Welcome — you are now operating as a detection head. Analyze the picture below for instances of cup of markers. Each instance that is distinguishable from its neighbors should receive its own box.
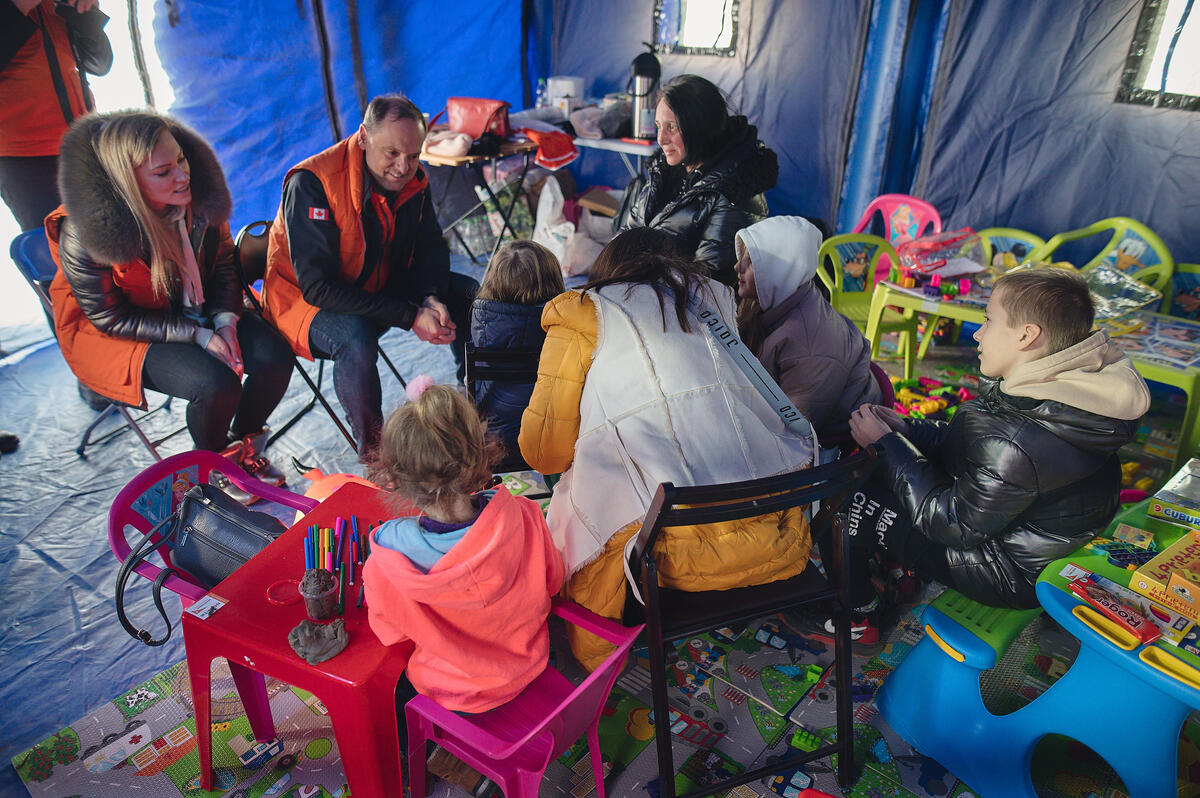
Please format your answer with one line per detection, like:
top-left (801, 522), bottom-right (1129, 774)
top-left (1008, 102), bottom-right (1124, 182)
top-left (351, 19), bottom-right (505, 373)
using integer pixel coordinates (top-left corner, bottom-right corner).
top-left (301, 516), bottom-right (372, 620)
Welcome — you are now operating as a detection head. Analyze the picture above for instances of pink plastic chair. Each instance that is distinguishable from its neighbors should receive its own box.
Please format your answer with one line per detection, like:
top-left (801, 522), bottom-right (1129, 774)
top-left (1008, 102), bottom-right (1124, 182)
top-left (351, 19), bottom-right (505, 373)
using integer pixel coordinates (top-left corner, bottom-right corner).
top-left (851, 193), bottom-right (943, 280)
top-left (109, 449), bottom-right (317, 743)
top-left (405, 600), bottom-right (644, 798)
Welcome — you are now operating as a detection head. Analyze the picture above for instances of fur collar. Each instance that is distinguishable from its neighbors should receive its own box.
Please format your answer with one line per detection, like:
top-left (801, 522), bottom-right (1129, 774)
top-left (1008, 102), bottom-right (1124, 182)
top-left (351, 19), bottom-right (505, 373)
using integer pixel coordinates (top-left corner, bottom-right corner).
top-left (57, 114), bottom-right (232, 264)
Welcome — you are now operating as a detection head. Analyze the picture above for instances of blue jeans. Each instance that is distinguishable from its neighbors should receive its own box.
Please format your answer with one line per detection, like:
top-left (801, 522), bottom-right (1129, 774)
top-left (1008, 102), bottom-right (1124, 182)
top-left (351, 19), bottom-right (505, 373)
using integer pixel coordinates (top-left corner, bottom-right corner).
top-left (141, 312), bottom-right (293, 451)
top-left (307, 274), bottom-right (478, 457)
top-left (308, 311), bottom-right (386, 457)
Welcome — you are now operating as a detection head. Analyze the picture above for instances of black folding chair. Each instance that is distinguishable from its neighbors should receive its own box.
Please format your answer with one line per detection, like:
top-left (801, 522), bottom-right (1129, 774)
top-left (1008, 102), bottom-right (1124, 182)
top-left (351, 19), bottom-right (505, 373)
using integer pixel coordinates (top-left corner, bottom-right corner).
top-left (628, 447), bottom-right (880, 797)
top-left (10, 228), bottom-right (183, 460)
top-left (233, 221), bottom-right (356, 451)
top-left (234, 221), bottom-right (414, 454)
top-left (463, 341), bottom-right (542, 474)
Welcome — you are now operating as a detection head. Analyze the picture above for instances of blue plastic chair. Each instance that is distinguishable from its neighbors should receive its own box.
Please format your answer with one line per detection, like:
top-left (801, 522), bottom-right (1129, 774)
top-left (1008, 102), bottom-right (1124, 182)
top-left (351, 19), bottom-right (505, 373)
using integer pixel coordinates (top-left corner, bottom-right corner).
top-left (877, 586), bottom-right (1200, 797)
top-left (9, 228), bottom-right (181, 460)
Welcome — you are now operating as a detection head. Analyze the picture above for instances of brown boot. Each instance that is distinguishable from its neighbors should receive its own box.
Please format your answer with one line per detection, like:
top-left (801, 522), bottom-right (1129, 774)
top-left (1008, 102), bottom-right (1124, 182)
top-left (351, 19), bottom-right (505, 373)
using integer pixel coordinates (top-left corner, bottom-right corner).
top-left (233, 428), bottom-right (287, 487)
top-left (210, 439), bottom-right (257, 505)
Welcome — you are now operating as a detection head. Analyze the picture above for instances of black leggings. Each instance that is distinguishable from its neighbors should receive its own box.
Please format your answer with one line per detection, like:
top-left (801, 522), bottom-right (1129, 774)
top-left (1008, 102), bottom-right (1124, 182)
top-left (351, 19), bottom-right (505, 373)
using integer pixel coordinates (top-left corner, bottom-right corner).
top-left (141, 313), bottom-right (293, 451)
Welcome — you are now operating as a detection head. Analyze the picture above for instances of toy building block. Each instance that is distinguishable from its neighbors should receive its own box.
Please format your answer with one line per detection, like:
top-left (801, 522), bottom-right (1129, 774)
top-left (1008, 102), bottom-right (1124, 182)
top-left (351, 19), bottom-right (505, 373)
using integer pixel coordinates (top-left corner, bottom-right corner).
top-left (957, 387), bottom-right (976, 402)
top-left (790, 727), bottom-right (823, 752)
top-left (959, 278), bottom-right (972, 295)
top-left (917, 376), bottom-right (943, 390)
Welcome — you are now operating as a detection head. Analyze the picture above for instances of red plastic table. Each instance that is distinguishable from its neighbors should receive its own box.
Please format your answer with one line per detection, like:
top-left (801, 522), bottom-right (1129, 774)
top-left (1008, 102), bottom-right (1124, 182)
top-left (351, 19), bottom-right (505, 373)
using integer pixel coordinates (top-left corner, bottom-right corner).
top-left (181, 482), bottom-right (414, 797)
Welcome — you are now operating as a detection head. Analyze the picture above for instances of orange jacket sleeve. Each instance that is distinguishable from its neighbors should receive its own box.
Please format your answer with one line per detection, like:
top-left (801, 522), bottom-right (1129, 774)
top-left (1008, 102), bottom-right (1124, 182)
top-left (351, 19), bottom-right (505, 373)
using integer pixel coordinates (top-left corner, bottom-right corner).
top-left (518, 291), bottom-right (597, 475)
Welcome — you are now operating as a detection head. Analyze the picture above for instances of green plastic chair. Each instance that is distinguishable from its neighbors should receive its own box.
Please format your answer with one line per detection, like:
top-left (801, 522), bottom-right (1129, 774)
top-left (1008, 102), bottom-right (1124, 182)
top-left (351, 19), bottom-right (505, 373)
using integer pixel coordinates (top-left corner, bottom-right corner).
top-left (914, 227), bottom-right (1049, 362)
top-left (1025, 217), bottom-right (1174, 312)
top-left (816, 233), bottom-right (919, 371)
top-left (978, 226), bottom-right (1047, 268)
top-left (1168, 263), bottom-right (1200, 320)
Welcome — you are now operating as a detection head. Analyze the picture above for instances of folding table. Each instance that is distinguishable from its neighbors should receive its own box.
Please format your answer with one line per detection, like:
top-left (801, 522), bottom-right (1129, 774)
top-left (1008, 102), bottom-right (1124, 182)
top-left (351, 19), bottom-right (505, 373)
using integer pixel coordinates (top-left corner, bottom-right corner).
top-left (181, 482), bottom-right (413, 798)
top-left (421, 135), bottom-right (538, 266)
top-left (573, 136), bottom-right (659, 178)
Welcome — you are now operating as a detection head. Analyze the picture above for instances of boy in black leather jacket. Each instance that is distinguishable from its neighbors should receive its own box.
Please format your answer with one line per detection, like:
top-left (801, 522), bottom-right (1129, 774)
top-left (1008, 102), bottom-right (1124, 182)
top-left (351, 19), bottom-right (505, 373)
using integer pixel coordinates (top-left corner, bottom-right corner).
top-left (838, 269), bottom-right (1149, 641)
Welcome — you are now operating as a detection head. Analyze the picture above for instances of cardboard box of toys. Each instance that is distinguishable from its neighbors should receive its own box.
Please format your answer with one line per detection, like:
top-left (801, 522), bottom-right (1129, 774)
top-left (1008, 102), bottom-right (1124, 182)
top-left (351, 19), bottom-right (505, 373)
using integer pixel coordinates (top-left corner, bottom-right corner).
top-left (1129, 529), bottom-right (1200, 622)
top-left (1149, 457), bottom-right (1200, 528)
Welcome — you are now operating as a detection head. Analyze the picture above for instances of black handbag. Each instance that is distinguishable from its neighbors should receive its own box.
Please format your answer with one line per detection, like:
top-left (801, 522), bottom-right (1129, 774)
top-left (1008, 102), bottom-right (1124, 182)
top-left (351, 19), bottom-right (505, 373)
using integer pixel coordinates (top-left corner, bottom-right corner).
top-left (115, 483), bottom-right (286, 646)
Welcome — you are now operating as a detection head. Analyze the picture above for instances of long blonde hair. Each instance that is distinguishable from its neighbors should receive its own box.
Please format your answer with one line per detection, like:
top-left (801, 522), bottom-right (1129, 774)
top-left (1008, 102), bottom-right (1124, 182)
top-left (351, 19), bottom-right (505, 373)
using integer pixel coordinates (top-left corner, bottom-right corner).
top-left (92, 112), bottom-right (186, 299)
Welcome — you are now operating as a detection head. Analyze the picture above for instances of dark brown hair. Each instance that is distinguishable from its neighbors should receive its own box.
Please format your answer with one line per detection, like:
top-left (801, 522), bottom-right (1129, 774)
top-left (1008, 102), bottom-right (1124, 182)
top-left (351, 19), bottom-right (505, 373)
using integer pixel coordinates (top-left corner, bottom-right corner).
top-left (993, 267), bottom-right (1094, 353)
top-left (659, 74), bottom-right (731, 168)
top-left (477, 240), bottom-right (565, 304)
top-left (585, 227), bottom-right (709, 332)
top-left (367, 385), bottom-right (502, 509)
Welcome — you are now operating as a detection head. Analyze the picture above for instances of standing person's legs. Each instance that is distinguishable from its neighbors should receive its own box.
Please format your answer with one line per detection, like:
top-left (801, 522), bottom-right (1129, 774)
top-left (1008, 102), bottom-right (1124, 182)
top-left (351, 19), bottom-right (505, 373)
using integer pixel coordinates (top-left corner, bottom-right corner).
top-left (444, 272), bottom-right (479, 382)
top-left (142, 341), bottom-right (242, 451)
top-left (0, 155), bottom-right (60, 232)
top-left (308, 310), bottom-right (385, 457)
top-left (230, 313), bottom-right (294, 437)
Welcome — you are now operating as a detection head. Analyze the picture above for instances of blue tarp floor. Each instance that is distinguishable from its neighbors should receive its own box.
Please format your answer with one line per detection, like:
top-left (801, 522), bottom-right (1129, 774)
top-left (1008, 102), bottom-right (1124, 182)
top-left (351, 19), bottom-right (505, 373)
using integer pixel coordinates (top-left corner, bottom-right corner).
top-left (0, 259), bottom-right (479, 796)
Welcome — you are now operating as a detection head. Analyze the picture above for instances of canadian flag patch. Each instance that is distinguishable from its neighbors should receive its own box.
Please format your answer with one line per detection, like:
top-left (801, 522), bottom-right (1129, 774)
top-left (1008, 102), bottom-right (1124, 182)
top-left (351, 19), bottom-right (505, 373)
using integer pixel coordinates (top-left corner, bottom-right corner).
top-left (308, 207), bottom-right (328, 221)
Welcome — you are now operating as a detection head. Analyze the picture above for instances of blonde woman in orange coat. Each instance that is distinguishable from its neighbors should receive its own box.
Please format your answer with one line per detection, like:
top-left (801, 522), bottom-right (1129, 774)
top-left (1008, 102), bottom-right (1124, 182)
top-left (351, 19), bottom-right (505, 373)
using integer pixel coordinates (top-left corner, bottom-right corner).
top-left (48, 111), bottom-right (291, 483)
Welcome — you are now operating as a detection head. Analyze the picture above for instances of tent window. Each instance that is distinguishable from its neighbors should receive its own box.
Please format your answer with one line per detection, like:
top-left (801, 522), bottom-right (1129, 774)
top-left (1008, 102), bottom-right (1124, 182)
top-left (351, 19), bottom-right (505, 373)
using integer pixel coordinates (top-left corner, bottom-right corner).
top-left (1117, 0), bottom-right (1200, 110)
top-left (654, 0), bottom-right (738, 57)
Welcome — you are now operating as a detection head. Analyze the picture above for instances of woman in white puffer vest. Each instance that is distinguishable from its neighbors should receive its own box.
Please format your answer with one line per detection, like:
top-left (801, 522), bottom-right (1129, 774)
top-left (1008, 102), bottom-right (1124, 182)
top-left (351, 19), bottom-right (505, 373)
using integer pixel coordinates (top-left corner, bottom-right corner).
top-left (519, 227), bottom-right (816, 669)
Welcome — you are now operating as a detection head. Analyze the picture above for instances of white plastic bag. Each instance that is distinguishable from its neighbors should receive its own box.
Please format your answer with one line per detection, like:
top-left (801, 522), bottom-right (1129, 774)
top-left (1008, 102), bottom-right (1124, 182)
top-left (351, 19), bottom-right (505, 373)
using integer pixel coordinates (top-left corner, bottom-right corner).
top-left (562, 209), bottom-right (612, 278)
top-left (531, 177), bottom-right (574, 262)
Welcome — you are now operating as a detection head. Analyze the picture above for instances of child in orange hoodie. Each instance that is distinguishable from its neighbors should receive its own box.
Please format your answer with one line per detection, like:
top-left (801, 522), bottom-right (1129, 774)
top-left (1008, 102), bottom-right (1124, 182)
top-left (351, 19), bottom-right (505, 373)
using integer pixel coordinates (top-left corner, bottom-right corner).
top-left (363, 380), bottom-right (565, 725)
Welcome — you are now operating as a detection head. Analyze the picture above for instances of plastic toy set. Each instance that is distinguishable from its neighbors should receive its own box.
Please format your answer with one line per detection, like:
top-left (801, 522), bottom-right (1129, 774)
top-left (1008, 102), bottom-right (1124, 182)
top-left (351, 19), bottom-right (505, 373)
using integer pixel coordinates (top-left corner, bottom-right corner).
top-left (886, 264), bottom-right (975, 302)
top-left (889, 374), bottom-right (976, 421)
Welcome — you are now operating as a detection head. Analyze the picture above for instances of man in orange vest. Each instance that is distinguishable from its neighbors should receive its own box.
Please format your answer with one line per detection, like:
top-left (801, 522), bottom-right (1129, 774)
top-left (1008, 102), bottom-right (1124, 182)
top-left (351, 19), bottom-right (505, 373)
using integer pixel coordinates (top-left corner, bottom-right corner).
top-left (263, 94), bottom-right (478, 458)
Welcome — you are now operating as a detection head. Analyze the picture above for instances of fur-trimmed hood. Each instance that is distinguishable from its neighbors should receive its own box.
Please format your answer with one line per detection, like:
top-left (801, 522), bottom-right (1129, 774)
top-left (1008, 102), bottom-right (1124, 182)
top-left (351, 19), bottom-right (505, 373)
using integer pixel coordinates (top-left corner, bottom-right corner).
top-left (57, 113), bottom-right (232, 265)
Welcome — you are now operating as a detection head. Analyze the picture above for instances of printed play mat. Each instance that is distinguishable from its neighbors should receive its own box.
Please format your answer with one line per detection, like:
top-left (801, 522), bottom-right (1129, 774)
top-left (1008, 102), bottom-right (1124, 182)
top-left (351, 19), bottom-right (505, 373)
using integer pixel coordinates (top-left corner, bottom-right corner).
top-left (16, 595), bottom-right (1200, 798)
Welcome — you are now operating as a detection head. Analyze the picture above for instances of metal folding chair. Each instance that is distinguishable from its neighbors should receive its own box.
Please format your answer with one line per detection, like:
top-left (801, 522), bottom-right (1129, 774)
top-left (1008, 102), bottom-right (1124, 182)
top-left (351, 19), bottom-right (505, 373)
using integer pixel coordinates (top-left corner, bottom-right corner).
top-left (10, 228), bottom-right (183, 460)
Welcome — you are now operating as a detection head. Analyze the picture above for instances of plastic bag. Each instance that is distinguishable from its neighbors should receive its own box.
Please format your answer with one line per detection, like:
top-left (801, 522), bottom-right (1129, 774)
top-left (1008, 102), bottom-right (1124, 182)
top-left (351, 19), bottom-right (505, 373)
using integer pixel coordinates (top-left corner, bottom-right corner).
top-left (532, 177), bottom-right (574, 262)
top-left (562, 209), bottom-right (611, 278)
top-left (897, 228), bottom-right (985, 278)
top-left (1084, 262), bottom-right (1162, 320)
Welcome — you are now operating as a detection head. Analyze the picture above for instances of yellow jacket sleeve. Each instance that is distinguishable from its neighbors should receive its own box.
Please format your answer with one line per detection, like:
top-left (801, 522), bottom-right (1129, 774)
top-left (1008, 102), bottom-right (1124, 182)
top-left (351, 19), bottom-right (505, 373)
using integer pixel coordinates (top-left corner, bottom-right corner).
top-left (518, 291), bottom-right (597, 475)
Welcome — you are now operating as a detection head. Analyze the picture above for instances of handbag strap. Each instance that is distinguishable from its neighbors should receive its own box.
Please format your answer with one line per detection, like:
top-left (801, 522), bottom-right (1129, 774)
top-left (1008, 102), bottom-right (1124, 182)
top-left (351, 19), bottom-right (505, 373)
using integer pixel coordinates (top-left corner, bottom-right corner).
top-left (114, 514), bottom-right (179, 647)
top-left (35, 7), bottom-right (76, 125)
top-left (694, 301), bottom-right (820, 454)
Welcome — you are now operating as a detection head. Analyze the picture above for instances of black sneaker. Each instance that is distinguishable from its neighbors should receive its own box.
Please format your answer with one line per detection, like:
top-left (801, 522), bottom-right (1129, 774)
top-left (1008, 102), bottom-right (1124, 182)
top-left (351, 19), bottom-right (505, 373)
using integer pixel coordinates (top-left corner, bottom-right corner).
top-left (0, 430), bottom-right (18, 455)
top-left (785, 599), bottom-right (882, 648)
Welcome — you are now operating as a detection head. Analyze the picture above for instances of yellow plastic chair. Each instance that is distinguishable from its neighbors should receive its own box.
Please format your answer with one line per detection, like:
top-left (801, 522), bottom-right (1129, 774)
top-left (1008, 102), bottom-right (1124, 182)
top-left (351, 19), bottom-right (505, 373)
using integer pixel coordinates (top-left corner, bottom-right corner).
top-left (915, 227), bottom-right (1048, 362)
top-left (1025, 217), bottom-right (1174, 312)
top-left (816, 233), bottom-right (920, 372)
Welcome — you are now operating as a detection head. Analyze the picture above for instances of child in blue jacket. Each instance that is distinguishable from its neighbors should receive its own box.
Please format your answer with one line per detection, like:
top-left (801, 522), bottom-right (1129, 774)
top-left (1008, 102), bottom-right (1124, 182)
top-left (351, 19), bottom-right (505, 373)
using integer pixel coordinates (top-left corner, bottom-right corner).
top-left (469, 241), bottom-right (565, 456)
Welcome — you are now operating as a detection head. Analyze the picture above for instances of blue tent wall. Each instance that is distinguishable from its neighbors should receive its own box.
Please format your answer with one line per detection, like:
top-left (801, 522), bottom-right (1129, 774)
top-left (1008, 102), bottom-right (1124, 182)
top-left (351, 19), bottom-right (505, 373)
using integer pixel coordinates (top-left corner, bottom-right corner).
top-left (912, 0), bottom-right (1200, 262)
top-left (552, 0), bottom-right (872, 230)
top-left (154, 0), bottom-right (527, 232)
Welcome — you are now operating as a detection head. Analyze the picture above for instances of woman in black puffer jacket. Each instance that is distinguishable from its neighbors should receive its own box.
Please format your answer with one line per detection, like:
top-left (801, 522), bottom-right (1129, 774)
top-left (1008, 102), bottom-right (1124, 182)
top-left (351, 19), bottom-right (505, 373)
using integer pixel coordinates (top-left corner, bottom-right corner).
top-left (613, 74), bottom-right (777, 288)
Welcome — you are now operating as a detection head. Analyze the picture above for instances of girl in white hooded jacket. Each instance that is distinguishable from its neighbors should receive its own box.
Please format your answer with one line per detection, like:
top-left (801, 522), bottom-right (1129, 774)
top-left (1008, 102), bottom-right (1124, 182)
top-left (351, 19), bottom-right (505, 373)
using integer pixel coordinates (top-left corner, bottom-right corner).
top-left (735, 216), bottom-right (882, 443)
